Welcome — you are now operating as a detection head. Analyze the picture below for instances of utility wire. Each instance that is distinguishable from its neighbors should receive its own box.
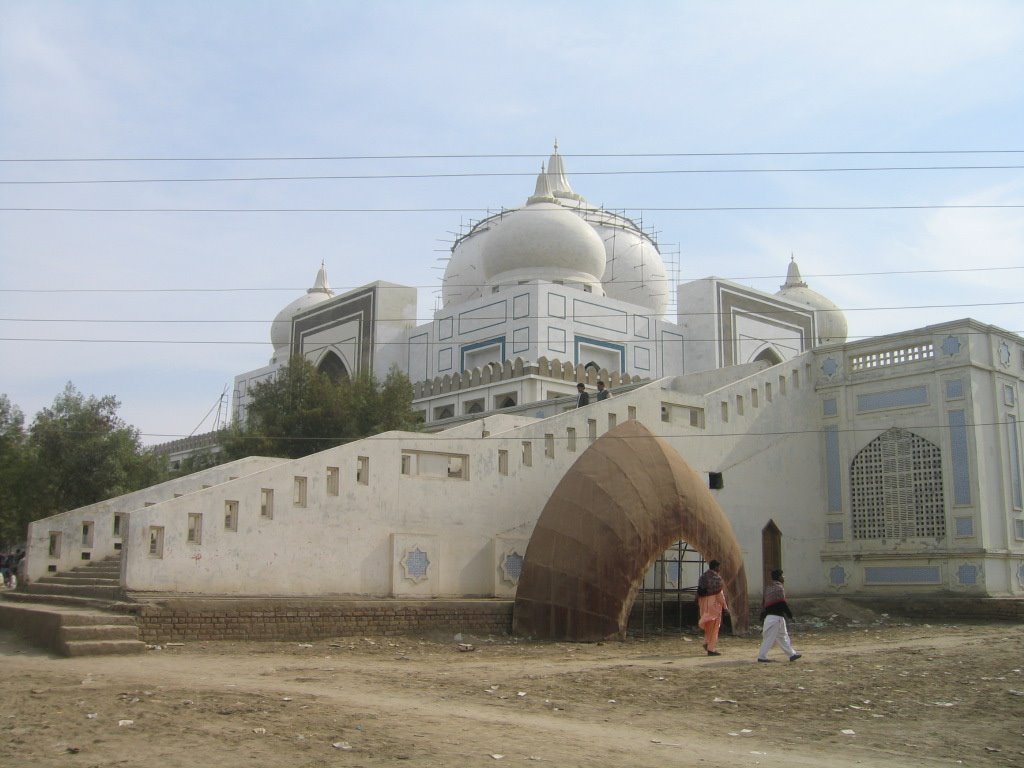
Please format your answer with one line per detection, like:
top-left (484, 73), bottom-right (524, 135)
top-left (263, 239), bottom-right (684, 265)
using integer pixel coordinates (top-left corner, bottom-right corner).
top-left (4, 204), bottom-right (1023, 213)
top-left (6, 163), bottom-right (1024, 184)
top-left (3, 149), bottom-right (1024, 163)
top-left (0, 264), bottom-right (1020, 293)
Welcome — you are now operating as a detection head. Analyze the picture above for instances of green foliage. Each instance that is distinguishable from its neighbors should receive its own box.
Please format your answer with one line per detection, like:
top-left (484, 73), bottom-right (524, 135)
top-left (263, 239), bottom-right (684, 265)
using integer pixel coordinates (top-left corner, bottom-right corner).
top-left (222, 358), bottom-right (418, 460)
top-left (0, 385), bottom-right (167, 547)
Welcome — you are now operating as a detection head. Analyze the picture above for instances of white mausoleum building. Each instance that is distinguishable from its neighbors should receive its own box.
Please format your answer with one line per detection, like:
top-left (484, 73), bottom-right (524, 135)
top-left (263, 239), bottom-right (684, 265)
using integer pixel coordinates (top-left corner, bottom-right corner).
top-left (26, 146), bottom-right (1024, 627)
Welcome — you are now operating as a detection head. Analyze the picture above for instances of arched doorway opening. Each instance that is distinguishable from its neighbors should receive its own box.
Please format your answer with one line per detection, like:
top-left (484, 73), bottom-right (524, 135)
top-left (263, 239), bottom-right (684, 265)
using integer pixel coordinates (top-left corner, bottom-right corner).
top-left (761, 520), bottom-right (782, 590)
top-left (753, 346), bottom-right (783, 366)
top-left (317, 351), bottom-right (349, 383)
top-left (513, 421), bottom-right (748, 641)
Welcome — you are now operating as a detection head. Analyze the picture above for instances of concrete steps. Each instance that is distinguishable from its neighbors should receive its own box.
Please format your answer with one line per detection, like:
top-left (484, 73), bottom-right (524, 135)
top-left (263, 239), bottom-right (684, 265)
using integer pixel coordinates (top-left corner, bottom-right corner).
top-left (0, 554), bottom-right (145, 656)
top-left (0, 601), bottom-right (145, 656)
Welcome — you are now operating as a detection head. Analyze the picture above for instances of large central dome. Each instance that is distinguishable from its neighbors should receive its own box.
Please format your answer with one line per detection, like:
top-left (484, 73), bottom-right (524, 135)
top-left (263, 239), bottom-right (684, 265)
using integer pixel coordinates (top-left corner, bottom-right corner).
top-left (481, 201), bottom-right (606, 287)
top-left (441, 144), bottom-right (670, 314)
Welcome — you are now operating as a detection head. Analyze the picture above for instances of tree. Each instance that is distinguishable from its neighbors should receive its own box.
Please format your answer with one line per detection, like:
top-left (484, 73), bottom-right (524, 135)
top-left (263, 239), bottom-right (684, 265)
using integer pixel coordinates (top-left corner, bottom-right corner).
top-left (222, 358), bottom-right (419, 460)
top-left (28, 383), bottom-right (166, 514)
top-left (0, 395), bottom-right (32, 546)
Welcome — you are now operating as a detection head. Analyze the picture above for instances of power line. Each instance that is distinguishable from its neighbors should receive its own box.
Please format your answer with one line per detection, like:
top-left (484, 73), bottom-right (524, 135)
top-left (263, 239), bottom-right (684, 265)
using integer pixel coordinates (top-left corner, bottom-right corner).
top-left (4, 204), bottom-right (1023, 213)
top-left (135, 417), bottom-right (1021, 443)
top-left (3, 149), bottom-right (1024, 163)
top-left (0, 264), bottom-right (1020, 294)
top-left (6, 163), bottom-right (1024, 185)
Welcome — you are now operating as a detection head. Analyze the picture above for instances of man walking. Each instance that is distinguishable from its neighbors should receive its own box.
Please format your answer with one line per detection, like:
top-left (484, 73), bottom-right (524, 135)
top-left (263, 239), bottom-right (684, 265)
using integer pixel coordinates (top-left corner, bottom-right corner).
top-left (757, 569), bottom-right (801, 662)
top-left (576, 382), bottom-right (590, 408)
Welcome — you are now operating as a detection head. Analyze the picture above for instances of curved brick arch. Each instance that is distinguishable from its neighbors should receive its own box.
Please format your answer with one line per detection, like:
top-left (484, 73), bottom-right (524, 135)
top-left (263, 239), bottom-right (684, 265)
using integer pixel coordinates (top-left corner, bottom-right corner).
top-left (513, 420), bottom-right (748, 641)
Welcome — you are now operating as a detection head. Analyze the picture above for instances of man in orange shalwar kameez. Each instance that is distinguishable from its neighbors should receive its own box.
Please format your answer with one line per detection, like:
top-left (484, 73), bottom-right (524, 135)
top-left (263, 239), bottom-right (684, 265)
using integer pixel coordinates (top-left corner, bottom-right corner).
top-left (697, 559), bottom-right (729, 656)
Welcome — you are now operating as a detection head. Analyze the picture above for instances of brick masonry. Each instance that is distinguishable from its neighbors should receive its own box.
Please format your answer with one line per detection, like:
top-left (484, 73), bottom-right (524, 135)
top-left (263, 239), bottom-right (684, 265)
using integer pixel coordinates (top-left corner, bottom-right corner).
top-left (133, 595), bottom-right (1024, 643)
top-left (135, 598), bottom-right (514, 642)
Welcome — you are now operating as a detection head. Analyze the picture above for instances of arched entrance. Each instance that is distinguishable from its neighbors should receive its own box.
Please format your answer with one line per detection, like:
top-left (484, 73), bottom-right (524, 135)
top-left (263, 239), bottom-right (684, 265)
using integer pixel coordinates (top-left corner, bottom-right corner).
top-left (512, 421), bottom-right (748, 641)
top-left (317, 351), bottom-right (349, 383)
top-left (761, 520), bottom-right (782, 590)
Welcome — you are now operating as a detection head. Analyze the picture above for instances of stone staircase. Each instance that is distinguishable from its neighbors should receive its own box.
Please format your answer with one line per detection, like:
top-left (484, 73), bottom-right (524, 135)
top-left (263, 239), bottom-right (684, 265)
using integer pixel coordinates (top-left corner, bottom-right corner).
top-left (0, 554), bottom-right (145, 656)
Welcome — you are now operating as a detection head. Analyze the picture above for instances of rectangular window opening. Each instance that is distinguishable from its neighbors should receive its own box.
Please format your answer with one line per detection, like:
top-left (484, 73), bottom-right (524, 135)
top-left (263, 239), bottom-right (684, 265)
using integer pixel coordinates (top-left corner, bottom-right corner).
top-left (48, 532), bottom-right (61, 558)
top-left (113, 514), bottom-right (121, 537)
top-left (148, 526), bottom-right (164, 558)
top-left (567, 427), bottom-right (577, 452)
top-left (587, 418), bottom-right (597, 444)
top-left (627, 405), bottom-right (637, 420)
top-left (187, 513), bottom-right (203, 544)
top-left (224, 500), bottom-right (239, 532)
top-left (498, 449), bottom-right (509, 476)
top-left (326, 466), bottom-right (340, 496)
top-left (81, 521), bottom-right (94, 548)
top-left (544, 433), bottom-right (555, 459)
top-left (260, 488), bottom-right (274, 519)
top-left (522, 440), bottom-right (533, 467)
top-left (357, 456), bottom-right (370, 485)
top-left (293, 476), bottom-right (308, 507)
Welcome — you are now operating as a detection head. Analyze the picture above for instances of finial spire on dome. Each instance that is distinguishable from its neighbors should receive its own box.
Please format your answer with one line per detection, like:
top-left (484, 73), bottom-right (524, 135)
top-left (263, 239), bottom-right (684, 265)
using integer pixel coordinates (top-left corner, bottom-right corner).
top-left (309, 263), bottom-right (334, 296)
top-left (531, 161), bottom-right (556, 201)
top-left (781, 254), bottom-right (807, 290)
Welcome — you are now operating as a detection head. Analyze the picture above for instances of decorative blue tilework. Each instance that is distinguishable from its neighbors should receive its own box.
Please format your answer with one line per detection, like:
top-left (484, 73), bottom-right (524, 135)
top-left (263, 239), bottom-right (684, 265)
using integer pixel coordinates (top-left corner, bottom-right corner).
top-left (944, 379), bottom-right (964, 400)
top-left (821, 356), bottom-right (839, 378)
top-left (825, 425), bottom-right (842, 513)
top-left (829, 565), bottom-right (847, 587)
top-left (941, 335), bottom-right (961, 356)
top-left (823, 398), bottom-right (838, 417)
top-left (864, 566), bottom-right (941, 584)
top-left (955, 517), bottom-right (974, 536)
top-left (827, 522), bottom-right (844, 541)
top-left (957, 564), bottom-right (978, 586)
top-left (948, 410), bottom-right (971, 505)
top-left (1005, 384), bottom-right (1016, 407)
top-left (501, 551), bottom-right (524, 584)
top-left (857, 386), bottom-right (928, 413)
top-left (401, 548), bottom-right (430, 583)
top-left (1007, 416), bottom-right (1022, 509)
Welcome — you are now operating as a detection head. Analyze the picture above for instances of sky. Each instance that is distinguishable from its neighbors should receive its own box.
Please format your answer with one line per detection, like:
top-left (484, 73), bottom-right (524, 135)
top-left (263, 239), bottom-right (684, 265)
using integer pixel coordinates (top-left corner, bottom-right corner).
top-left (1, 0), bottom-right (1022, 445)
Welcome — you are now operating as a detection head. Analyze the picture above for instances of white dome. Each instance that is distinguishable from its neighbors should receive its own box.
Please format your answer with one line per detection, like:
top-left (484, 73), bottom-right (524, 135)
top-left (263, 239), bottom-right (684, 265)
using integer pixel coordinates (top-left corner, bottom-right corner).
top-left (588, 215), bottom-right (669, 315)
top-left (270, 265), bottom-right (334, 363)
top-left (775, 258), bottom-right (848, 345)
top-left (441, 143), bottom-right (670, 312)
top-left (481, 201), bottom-right (606, 286)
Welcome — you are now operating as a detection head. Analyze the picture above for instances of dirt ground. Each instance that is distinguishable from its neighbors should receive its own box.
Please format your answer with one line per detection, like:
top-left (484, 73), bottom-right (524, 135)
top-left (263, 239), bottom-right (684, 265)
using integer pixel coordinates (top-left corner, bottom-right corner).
top-left (2, 600), bottom-right (1023, 768)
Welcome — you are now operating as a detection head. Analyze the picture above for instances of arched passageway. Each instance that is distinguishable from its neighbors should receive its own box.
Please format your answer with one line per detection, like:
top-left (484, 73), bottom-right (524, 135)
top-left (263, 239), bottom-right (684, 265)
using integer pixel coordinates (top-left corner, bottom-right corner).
top-left (513, 421), bottom-right (748, 641)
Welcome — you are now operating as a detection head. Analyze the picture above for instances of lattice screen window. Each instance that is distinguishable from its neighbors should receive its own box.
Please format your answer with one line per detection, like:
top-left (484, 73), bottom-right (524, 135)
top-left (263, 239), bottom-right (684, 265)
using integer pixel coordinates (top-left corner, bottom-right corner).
top-left (850, 427), bottom-right (946, 539)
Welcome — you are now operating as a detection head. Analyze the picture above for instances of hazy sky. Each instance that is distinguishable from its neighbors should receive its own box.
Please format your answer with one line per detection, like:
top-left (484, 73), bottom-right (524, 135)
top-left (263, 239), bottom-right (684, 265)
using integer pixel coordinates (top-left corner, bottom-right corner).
top-left (2, 1), bottom-right (1022, 444)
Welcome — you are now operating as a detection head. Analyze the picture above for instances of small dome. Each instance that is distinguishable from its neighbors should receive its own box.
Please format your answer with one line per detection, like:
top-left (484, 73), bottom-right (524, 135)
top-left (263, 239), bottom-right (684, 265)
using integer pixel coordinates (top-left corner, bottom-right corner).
top-left (270, 265), bottom-right (334, 363)
top-left (775, 257), bottom-right (848, 345)
top-left (481, 201), bottom-right (606, 286)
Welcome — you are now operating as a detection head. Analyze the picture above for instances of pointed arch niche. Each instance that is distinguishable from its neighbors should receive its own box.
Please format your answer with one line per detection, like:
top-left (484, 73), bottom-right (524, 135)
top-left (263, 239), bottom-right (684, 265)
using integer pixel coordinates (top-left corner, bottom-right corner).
top-left (317, 350), bottom-right (350, 383)
top-left (512, 421), bottom-right (748, 641)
